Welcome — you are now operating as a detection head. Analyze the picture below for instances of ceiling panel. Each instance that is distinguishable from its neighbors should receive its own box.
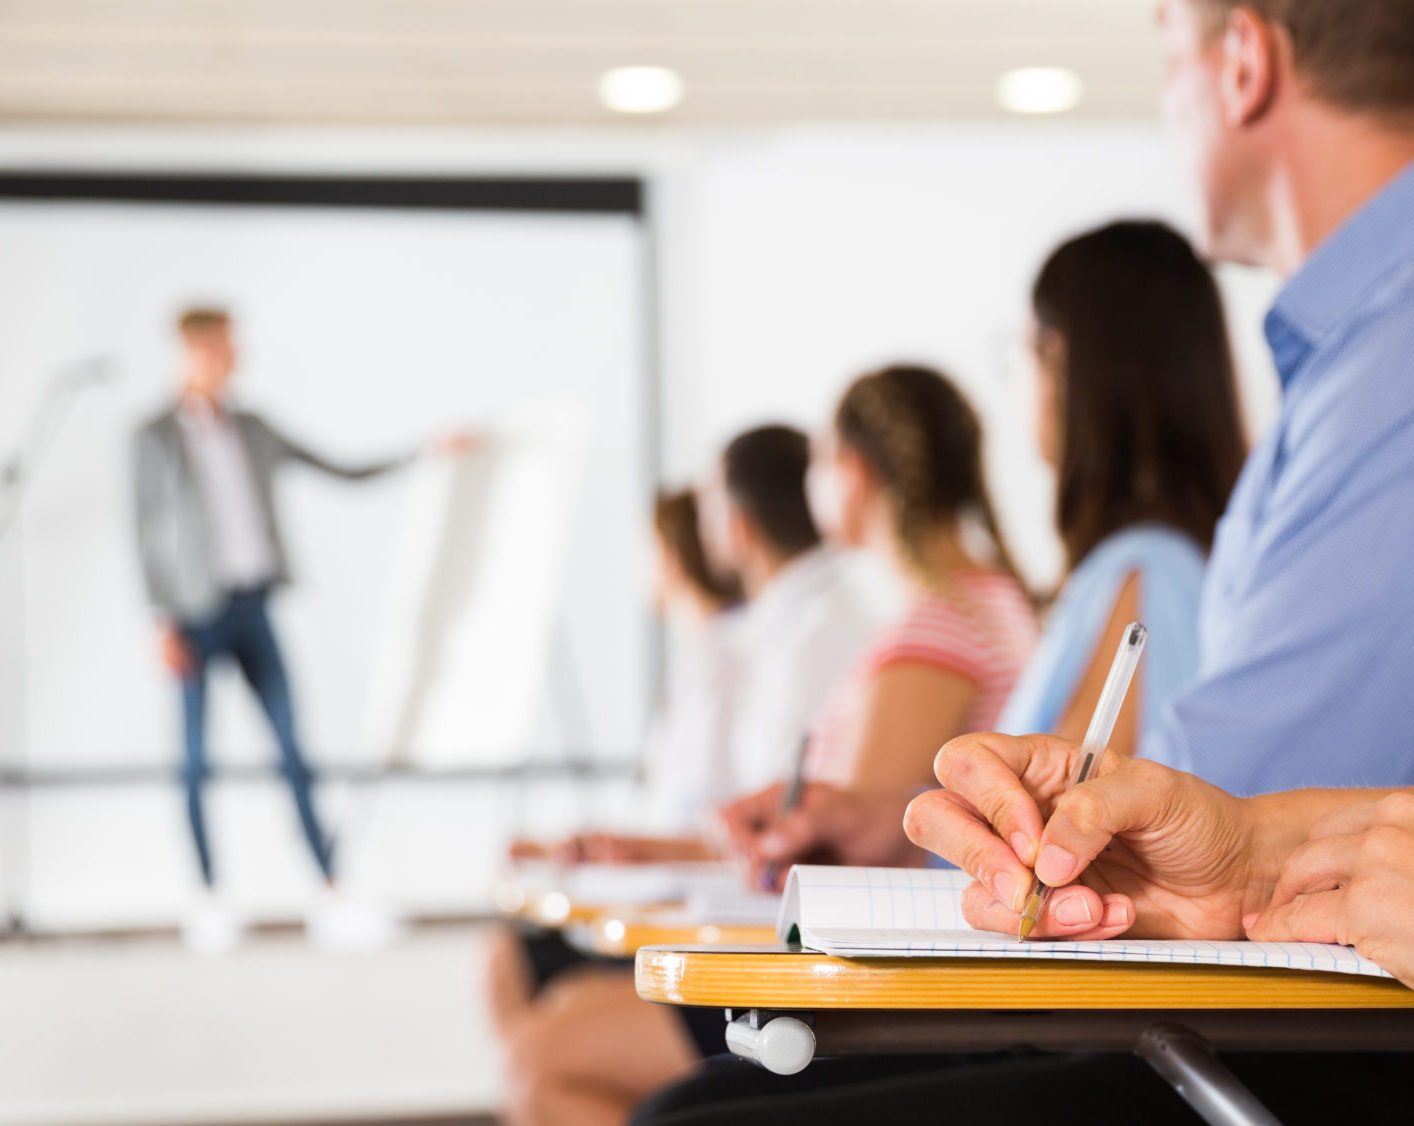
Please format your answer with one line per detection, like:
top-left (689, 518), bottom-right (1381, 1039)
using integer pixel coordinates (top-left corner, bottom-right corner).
top-left (0, 0), bottom-right (1164, 125)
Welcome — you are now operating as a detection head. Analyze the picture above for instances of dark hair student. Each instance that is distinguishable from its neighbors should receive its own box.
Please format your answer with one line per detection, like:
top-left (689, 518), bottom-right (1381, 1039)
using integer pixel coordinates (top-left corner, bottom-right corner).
top-left (721, 425), bottom-right (821, 558)
top-left (1032, 219), bottom-right (1247, 570)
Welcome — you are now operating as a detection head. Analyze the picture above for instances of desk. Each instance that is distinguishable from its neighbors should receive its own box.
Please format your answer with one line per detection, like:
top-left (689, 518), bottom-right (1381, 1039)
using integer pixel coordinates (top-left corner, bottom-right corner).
top-left (571, 910), bottom-right (776, 958)
top-left (494, 875), bottom-right (678, 929)
top-left (636, 945), bottom-right (1414, 1126)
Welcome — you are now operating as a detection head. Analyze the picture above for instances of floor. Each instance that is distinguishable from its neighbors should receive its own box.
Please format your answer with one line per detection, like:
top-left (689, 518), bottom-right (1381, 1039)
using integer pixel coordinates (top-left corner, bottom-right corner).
top-left (0, 923), bottom-right (505, 1126)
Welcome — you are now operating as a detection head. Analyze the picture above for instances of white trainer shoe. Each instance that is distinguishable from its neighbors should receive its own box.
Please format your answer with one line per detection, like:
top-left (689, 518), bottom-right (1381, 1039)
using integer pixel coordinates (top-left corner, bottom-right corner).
top-left (181, 892), bottom-right (245, 955)
top-left (304, 890), bottom-right (405, 952)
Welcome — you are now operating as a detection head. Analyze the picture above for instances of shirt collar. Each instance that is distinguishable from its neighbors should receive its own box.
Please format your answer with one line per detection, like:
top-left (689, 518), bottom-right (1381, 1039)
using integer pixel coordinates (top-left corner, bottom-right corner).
top-left (1264, 156), bottom-right (1414, 388)
top-left (176, 395), bottom-right (231, 426)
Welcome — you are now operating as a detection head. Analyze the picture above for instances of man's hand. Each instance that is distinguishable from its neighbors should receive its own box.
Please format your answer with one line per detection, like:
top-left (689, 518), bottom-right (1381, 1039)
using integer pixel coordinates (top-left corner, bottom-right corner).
top-left (1246, 793), bottom-right (1414, 988)
top-left (903, 733), bottom-right (1259, 941)
top-left (158, 623), bottom-right (195, 678)
top-left (716, 782), bottom-right (925, 892)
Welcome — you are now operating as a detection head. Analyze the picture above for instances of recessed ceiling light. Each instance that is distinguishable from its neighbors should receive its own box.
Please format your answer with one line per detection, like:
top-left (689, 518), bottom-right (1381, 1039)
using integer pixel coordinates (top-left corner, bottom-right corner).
top-left (996, 67), bottom-right (1084, 115)
top-left (598, 66), bottom-right (685, 115)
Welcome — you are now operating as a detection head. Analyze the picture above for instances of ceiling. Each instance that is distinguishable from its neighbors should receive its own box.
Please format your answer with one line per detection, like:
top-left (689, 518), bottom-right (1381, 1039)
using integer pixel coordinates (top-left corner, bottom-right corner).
top-left (0, 0), bottom-right (1164, 126)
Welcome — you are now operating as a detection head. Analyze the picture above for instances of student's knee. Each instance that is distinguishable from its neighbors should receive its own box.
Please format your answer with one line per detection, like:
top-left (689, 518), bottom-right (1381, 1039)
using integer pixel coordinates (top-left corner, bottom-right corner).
top-left (483, 925), bottom-right (535, 1034)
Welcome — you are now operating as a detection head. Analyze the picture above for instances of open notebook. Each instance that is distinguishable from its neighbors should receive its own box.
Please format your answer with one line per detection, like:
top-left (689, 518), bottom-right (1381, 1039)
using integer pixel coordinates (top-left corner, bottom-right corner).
top-left (779, 866), bottom-right (1393, 980)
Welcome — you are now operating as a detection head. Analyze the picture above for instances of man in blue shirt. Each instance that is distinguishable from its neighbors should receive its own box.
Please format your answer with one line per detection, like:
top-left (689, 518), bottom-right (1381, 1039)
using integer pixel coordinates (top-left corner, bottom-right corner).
top-left (1142, 0), bottom-right (1414, 795)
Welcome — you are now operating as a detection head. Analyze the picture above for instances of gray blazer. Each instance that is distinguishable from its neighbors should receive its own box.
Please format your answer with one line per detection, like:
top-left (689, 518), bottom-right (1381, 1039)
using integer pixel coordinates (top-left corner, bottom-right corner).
top-left (133, 406), bottom-right (409, 623)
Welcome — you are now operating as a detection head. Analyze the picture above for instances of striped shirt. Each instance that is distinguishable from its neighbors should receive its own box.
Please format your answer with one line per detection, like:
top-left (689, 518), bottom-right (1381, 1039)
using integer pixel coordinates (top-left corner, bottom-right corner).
top-left (806, 570), bottom-right (1037, 785)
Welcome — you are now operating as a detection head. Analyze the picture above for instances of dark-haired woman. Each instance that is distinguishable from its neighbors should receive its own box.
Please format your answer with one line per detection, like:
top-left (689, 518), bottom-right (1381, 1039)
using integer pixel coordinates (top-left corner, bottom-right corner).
top-left (997, 219), bottom-right (1247, 752)
top-left (639, 490), bottom-right (746, 830)
top-left (508, 489), bottom-right (742, 865)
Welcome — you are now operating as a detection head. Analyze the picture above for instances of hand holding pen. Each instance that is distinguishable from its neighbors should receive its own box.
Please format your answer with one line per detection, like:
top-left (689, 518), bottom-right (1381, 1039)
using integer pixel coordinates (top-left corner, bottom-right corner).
top-left (1018, 622), bottom-right (1147, 939)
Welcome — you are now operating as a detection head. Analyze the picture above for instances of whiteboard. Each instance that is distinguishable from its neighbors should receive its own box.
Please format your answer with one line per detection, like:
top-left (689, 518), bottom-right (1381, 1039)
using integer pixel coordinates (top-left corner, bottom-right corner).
top-left (0, 197), bottom-right (654, 773)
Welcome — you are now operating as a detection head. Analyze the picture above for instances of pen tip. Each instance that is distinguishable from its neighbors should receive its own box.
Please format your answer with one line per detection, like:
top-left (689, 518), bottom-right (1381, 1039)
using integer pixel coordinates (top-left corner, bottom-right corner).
top-left (1018, 916), bottom-right (1036, 942)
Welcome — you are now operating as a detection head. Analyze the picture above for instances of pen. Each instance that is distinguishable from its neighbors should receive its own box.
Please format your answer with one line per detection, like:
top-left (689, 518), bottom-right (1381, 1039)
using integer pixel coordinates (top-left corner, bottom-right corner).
top-left (1018, 622), bottom-right (1147, 941)
top-left (760, 731), bottom-right (812, 891)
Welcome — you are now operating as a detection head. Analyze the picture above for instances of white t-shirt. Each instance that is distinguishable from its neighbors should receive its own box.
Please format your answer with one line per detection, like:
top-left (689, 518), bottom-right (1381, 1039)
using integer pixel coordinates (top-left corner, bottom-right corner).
top-left (175, 400), bottom-right (279, 590)
top-left (641, 609), bottom-right (746, 833)
top-left (726, 547), bottom-right (891, 796)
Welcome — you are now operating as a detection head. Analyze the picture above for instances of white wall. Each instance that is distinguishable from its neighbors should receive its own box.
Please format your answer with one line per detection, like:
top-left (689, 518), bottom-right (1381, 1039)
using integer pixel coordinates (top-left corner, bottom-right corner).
top-left (0, 120), bottom-right (1284, 929)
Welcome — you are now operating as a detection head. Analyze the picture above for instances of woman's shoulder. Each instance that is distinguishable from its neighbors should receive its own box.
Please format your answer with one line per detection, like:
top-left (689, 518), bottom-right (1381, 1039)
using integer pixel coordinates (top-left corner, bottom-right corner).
top-left (1074, 524), bottom-right (1207, 583)
top-left (865, 572), bottom-right (1031, 669)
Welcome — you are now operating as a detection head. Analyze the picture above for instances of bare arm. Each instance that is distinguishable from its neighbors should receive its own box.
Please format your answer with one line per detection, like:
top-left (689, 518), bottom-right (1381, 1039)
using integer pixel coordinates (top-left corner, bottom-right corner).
top-left (843, 661), bottom-right (978, 789)
top-left (1052, 571), bottom-right (1142, 757)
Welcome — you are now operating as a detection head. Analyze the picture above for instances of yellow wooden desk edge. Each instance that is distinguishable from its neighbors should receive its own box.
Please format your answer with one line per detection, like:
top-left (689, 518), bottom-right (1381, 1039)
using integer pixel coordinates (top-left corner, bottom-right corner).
top-left (635, 944), bottom-right (1414, 1011)
top-left (580, 912), bottom-right (777, 957)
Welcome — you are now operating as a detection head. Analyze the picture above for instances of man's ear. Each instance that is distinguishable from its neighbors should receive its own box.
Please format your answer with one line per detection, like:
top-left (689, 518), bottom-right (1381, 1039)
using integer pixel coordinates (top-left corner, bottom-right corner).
top-left (1220, 7), bottom-right (1282, 128)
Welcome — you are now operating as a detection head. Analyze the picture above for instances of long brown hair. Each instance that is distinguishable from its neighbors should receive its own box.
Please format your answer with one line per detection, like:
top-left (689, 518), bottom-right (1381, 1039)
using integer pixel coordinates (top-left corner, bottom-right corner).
top-left (835, 364), bottom-right (1018, 584)
top-left (1033, 220), bottom-right (1247, 571)
top-left (653, 490), bottom-right (741, 606)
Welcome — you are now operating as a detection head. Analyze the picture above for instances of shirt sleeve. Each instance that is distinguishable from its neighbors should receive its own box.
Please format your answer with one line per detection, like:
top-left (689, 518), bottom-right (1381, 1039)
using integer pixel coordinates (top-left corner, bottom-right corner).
top-left (259, 416), bottom-right (414, 480)
top-left (1144, 340), bottom-right (1414, 796)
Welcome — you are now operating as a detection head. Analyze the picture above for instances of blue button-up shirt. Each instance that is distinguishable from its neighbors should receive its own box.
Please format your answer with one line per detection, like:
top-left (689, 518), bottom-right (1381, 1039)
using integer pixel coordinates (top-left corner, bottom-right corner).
top-left (1144, 158), bottom-right (1414, 795)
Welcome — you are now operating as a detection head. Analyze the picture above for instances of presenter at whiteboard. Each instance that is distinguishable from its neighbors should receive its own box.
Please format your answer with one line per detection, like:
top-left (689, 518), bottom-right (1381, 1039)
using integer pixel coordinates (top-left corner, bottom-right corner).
top-left (132, 306), bottom-right (469, 953)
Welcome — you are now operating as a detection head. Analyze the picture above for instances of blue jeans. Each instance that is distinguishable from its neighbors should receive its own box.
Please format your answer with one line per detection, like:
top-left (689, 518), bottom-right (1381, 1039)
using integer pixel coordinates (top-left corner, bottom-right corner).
top-left (178, 588), bottom-right (334, 885)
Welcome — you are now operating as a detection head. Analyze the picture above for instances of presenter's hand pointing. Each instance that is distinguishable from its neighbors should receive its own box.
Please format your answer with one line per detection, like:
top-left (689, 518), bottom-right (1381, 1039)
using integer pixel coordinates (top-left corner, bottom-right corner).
top-left (425, 431), bottom-right (481, 458)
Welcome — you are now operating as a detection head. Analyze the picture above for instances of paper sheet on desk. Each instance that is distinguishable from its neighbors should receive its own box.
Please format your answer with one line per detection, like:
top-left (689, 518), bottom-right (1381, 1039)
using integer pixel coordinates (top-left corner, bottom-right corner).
top-left (359, 400), bottom-right (589, 768)
top-left (779, 866), bottom-right (1394, 979)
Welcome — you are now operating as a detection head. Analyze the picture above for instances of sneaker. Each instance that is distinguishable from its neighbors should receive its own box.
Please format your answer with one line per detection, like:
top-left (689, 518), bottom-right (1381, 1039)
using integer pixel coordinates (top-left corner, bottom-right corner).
top-left (182, 892), bottom-right (245, 955)
top-left (304, 890), bottom-right (405, 952)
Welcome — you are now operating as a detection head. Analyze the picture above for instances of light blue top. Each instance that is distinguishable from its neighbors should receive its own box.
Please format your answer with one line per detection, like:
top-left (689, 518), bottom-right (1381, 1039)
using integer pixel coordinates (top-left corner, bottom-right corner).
top-left (999, 525), bottom-right (1206, 743)
top-left (1144, 158), bottom-right (1414, 796)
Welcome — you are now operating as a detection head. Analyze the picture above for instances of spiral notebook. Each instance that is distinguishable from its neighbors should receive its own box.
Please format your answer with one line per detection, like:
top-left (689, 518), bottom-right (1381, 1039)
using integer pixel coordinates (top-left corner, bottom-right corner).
top-left (778, 865), bottom-right (1392, 979)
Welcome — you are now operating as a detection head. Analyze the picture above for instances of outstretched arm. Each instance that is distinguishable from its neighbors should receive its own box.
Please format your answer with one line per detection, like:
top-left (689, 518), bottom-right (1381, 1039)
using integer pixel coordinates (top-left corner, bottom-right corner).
top-left (264, 419), bottom-right (415, 481)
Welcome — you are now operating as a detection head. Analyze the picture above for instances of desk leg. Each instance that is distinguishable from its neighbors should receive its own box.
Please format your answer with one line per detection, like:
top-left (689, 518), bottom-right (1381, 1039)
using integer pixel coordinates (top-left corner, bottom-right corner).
top-left (1136, 1024), bottom-right (1284, 1126)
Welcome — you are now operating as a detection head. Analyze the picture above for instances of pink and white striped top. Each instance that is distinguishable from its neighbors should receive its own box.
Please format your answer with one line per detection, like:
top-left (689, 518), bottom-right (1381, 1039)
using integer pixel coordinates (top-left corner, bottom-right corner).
top-left (805, 570), bottom-right (1037, 785)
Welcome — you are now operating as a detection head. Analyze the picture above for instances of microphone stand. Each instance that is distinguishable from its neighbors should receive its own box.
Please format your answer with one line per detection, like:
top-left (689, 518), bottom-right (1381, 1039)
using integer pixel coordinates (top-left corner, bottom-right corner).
top-left (0, 362), bottom-right (114, 939)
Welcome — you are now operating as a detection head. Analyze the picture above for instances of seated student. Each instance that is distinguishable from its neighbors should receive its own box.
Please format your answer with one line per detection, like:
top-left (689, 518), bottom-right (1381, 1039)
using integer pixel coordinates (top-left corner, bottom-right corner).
top-left (513, 490), bottom-right (745, 864)
top-left (638, 735), bottom-right (1414, 1126)
top-left (508, 425), bottom-right (884, 869)
top-left (801, 364), bottom-right (1036, 790)
top-left (491, 370), bottom-right (1037, 1126)
top-left (724, 220), bottom-right (1246, 882)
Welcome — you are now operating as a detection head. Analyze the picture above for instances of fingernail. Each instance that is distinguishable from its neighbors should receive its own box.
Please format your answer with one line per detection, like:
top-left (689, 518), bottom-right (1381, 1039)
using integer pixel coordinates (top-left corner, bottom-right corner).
top-left (1037, 844), bottom-right (1077, 885)
top-left (759, 832), bottom-right (785, 857)
top-left (1054, 893), bottom-right (1094, 927)
top-left (1102, 900), bottom-right (1131, 928)
top-left (1009, 832), bottom-right (1035, 866)
top-left (992, 871), bottom-right (1016, 911)
top-left (1242, 913), bottom-right (1259, 932)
